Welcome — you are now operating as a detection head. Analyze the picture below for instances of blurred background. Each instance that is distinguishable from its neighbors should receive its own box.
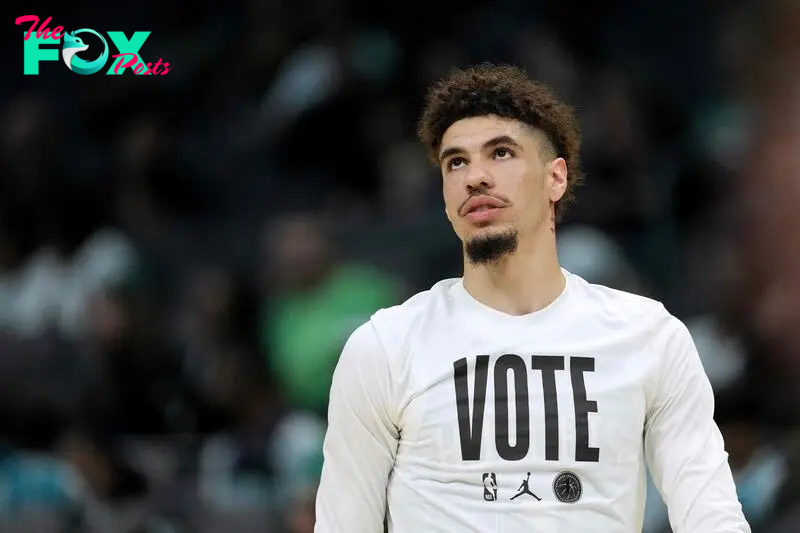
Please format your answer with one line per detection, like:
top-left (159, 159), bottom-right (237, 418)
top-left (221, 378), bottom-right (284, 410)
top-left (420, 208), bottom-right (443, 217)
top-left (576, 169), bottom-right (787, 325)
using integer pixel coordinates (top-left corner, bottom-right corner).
top-left (2, 0), bottom-right (800, 531)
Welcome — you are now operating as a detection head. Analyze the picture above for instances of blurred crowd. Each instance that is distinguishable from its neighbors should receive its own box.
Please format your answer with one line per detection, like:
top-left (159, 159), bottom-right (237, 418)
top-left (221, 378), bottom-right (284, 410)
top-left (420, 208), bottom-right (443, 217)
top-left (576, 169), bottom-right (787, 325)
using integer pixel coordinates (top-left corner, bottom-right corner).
top-left (2, 0), bottom-right (800, 531)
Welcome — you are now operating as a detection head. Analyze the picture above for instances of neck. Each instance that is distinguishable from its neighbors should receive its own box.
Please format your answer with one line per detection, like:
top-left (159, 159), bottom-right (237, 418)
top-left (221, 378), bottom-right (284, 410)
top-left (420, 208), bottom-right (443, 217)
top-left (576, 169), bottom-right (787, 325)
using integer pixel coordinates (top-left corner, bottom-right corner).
top-left (462, 226), bottom-right (565, 316)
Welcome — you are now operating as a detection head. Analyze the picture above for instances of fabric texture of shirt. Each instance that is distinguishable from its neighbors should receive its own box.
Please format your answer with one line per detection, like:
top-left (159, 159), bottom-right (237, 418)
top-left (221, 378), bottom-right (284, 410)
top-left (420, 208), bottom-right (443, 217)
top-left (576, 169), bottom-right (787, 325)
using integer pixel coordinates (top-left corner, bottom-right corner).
top-left (315, 270), bottom-right (750, 533)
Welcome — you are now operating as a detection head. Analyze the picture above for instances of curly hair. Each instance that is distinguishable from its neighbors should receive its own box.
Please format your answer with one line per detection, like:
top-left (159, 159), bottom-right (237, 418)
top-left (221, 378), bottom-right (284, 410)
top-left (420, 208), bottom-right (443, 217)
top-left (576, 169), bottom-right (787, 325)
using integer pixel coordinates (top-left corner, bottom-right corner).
top-left (417, 63), bottom-right (583, 220)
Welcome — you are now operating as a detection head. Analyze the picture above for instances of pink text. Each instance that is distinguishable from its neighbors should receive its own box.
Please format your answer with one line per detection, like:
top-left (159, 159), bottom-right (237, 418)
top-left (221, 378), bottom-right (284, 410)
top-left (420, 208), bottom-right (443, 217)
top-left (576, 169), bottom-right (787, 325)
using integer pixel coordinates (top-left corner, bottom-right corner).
top-left (16, 15), bottom-right (64, 40)
top-left (110, 53), bottom-right (172, 75)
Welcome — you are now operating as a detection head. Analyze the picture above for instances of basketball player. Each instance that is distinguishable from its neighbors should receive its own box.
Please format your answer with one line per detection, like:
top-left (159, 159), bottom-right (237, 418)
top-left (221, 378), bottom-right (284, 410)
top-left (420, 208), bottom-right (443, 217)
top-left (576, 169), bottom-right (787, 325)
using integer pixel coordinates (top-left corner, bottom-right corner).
top-left (315, 64), bottom-right (750, 532)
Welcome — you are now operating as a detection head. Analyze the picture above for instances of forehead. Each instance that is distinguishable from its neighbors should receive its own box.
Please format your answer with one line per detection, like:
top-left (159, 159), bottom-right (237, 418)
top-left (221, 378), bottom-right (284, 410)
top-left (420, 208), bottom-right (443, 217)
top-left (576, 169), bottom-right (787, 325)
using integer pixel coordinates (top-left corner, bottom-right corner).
top-left (440, 116), bottom-right (535, 153)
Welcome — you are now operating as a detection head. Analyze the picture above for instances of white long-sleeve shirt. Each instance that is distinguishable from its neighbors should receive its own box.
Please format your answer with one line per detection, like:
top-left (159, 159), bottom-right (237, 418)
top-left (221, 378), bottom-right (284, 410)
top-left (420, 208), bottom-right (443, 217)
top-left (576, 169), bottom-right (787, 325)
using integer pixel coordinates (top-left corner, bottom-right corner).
top-left (315, 270), bottom-right (750, 533)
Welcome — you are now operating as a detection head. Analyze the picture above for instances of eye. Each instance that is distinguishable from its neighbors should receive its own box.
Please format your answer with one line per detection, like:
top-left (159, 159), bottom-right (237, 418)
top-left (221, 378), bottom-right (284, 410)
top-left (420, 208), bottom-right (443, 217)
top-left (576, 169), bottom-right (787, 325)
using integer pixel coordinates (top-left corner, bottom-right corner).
top-left (447, 157), bottom-right (466, 171)
top-left (494, 147), bottom-right (513, 159)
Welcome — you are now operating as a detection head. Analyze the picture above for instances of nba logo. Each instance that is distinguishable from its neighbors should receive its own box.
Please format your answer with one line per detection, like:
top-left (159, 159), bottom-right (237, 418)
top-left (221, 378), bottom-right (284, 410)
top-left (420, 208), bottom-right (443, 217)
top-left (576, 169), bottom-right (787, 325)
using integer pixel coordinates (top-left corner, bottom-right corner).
top-left (483, 473), bottom-right (497, 501)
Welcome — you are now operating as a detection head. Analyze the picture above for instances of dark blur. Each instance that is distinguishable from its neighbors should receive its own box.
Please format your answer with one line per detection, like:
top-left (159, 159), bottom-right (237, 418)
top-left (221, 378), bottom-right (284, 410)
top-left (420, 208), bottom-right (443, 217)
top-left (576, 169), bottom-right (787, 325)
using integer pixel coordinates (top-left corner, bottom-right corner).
top-left (2, 1), bottom-right (799, 532)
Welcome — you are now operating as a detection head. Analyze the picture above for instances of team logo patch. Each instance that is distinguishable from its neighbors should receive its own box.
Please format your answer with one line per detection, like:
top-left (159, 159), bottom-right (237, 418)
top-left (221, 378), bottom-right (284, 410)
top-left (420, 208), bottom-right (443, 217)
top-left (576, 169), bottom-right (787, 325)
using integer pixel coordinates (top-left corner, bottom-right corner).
top-left (552, 471), bottom-right (582, 503)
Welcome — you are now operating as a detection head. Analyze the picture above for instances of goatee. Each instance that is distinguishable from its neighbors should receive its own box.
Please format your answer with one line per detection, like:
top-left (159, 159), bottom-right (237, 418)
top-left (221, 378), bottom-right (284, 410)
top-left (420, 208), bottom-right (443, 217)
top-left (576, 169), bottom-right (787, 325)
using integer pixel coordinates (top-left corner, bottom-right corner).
top-left (465, 229), bottom-right (519, 265)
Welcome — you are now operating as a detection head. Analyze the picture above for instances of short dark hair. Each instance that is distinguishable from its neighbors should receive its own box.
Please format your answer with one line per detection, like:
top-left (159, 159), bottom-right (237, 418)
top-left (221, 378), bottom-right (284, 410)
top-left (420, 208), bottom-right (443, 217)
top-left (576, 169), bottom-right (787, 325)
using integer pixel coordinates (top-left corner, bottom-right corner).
top-left (417, 63), bottom-right (583, 220)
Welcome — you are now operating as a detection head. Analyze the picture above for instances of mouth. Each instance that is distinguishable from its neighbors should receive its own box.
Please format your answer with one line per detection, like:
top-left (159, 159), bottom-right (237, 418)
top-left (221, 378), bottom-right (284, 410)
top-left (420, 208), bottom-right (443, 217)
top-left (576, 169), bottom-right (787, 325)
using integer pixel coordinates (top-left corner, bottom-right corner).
top-left (461, 195), bottom-right (507, 223)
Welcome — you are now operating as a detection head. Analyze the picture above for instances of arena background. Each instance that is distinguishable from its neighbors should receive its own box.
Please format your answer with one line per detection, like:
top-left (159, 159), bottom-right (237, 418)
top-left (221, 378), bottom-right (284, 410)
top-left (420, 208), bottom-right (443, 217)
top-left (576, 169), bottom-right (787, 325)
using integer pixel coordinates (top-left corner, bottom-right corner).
top-left (2, 0), bottom-right (800, 531)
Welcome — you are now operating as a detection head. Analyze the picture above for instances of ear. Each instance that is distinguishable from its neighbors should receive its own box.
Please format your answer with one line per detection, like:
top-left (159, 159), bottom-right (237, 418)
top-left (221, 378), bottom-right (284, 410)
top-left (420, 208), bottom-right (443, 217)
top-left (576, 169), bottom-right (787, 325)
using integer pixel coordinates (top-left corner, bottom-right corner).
top-left (548, 157), bottom-right (568, 203)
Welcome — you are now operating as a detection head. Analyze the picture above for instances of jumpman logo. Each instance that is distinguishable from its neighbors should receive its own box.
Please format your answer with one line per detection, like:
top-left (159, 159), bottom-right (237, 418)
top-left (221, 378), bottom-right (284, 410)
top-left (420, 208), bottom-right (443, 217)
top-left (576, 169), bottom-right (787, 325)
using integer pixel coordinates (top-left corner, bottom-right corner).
top-left (510, 472), bottom-right (541, 501)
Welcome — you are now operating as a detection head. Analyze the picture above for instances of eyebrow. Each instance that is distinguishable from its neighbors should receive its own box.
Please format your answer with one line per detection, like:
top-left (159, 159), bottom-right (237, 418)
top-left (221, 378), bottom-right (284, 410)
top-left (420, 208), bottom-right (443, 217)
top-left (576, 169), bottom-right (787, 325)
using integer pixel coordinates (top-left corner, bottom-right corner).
top-left (438, 135), bottom-right (522, 164)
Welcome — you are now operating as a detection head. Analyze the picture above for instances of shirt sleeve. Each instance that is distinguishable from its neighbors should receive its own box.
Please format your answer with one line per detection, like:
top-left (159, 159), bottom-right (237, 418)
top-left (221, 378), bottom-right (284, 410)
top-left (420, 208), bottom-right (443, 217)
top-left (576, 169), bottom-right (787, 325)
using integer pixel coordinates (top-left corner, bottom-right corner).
top-left (315, 321), bottom-right (399, 533)
top-left (644, 313), bottom-right (751, 533)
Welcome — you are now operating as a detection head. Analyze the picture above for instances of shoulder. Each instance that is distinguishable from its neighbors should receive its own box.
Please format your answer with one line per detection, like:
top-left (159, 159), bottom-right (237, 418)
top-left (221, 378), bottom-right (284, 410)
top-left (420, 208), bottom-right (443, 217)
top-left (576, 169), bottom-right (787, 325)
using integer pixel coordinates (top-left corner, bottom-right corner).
top-left (367, 278), bottom-right (460, 346)
top-left (332, 284), bottom-right (461, 420)
top-left (566, 273), bottom-right (698, 391)
top-left (339, 279), bottom-right (458, 367)
top-left (566, 270), bottom-right (678, 334)
top-left (567, 273), bottom-right (700, 377)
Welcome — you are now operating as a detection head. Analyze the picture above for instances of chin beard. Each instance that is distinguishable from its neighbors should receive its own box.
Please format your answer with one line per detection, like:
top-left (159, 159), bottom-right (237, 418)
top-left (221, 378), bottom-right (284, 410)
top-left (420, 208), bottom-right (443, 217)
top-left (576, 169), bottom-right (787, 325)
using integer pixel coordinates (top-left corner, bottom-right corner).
top-left (465, 229), bottom-right (519, 265)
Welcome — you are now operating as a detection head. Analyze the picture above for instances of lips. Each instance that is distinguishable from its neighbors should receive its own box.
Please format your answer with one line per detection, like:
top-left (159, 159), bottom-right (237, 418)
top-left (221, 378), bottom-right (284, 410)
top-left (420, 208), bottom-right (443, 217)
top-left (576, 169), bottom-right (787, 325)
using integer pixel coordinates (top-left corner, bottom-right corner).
top-left (461, 195), bottom-right (507, 216)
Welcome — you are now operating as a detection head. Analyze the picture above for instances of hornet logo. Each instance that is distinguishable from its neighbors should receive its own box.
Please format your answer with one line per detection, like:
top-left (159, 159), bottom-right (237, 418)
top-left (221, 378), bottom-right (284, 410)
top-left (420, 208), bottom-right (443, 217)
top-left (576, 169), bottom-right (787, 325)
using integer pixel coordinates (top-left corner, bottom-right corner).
top-left (61, 29), bottom-right (108, 75)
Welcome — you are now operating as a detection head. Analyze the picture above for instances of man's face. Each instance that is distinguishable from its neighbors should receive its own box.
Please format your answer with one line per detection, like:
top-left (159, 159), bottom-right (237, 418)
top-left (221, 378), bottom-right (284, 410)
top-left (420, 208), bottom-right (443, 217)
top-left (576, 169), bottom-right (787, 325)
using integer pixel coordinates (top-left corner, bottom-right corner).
top-left (438, 116), bottom-right (566, 262)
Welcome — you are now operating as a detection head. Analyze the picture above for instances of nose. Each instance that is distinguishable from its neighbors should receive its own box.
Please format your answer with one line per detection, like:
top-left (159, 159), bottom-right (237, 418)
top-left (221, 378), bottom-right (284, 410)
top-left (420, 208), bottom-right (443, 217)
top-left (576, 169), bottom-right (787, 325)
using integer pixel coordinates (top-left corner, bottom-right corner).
top-left (464, 160), bottom-right (494, 191)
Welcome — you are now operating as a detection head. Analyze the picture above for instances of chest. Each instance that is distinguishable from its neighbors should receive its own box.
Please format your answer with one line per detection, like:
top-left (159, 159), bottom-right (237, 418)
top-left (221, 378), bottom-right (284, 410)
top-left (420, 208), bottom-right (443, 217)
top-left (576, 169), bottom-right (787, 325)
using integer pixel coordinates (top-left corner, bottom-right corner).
top-left (394, 327), bottom-right (653, 468)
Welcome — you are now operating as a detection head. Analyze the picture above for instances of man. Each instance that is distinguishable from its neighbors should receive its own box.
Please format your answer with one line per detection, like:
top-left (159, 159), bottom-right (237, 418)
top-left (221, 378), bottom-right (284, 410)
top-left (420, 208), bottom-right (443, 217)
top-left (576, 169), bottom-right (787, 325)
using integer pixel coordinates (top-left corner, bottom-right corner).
top-left (315, 64), bottom-right (749, 532)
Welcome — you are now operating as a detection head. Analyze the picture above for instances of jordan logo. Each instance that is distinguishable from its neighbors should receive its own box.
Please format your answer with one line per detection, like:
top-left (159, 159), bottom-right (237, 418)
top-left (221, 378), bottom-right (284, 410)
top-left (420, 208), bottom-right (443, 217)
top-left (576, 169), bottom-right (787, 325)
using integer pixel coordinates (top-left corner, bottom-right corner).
top-left (510, 472), bottom-right (541, 501)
